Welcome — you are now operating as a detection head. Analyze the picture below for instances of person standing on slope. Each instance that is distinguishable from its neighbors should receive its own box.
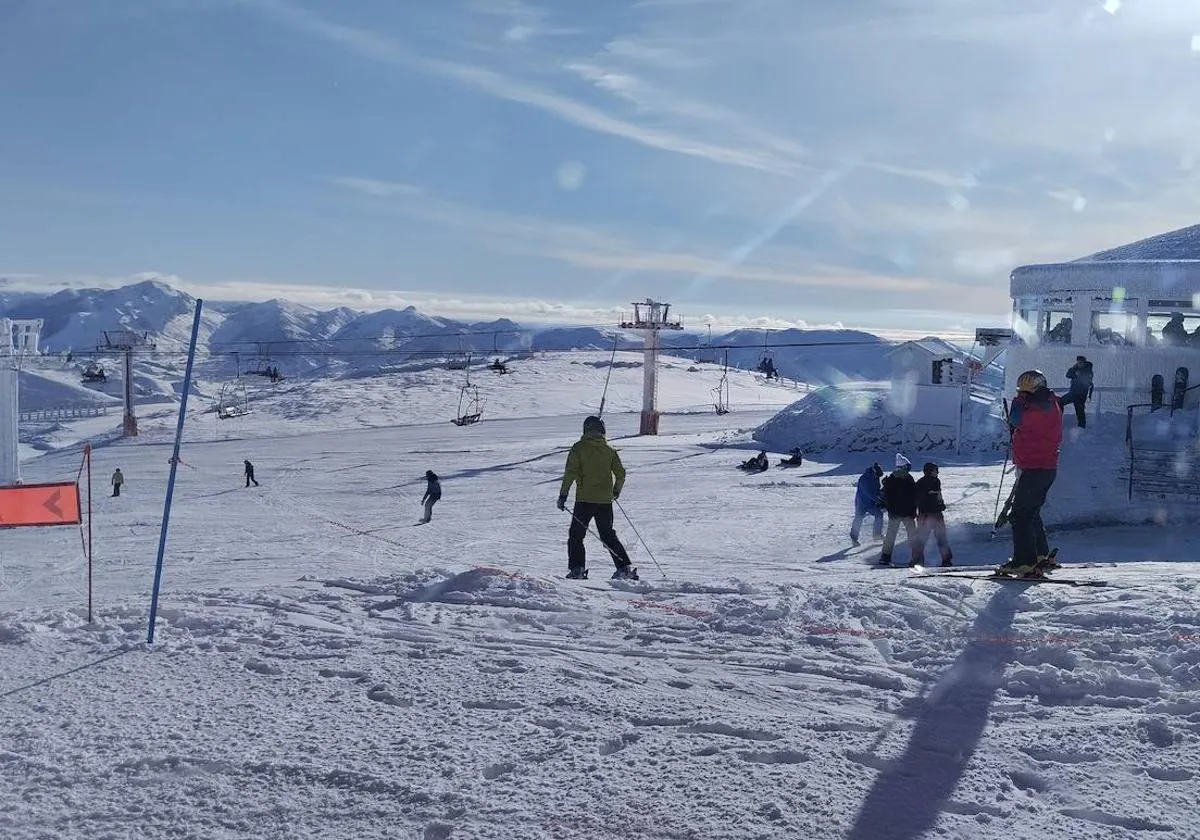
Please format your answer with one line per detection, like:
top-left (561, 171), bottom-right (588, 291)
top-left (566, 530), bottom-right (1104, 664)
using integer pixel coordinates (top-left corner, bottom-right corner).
top-left (1062, 355), bottom-right (1094, 429)
top-left (879, 454), bottom-right (919, 566)
top-left (914, 462), bottom-right (953, 566)
top-left (997, 370), bottom-right (1063, 576)
top-left (111, 468), bottom-right (124, 498)
top-left (244, 460), bottom-right (259, 487)
top-left (419, 470), bottom-right (441, 524)
top-left (557, 415), bottom-right (637, 581)
top-left (850, 463), bottom-right (884, 546)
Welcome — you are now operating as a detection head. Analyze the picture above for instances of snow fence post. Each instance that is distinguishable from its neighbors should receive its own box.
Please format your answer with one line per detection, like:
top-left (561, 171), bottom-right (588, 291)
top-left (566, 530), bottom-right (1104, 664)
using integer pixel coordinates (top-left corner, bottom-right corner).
top-left (146, 298), bottom-right (204, 645)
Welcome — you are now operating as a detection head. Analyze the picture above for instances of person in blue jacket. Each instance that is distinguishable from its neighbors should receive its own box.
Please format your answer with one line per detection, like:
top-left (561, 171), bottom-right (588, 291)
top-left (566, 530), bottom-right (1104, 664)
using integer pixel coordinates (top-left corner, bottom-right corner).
top-left (850, 462), bottom-right (885, 545)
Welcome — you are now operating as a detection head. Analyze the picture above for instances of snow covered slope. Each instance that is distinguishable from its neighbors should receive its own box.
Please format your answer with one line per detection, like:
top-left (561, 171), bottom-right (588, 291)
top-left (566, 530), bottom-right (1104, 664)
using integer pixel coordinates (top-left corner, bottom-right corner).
top-left (2, 405), bottom-right (1198, 840)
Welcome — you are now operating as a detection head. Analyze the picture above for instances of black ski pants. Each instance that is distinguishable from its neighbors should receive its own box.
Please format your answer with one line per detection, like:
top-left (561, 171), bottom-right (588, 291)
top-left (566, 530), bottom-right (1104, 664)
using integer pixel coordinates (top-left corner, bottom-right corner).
top-left (1010, 468), bottom-right (1056, 565)
top-left (1061, 393), bottom-right (1086, 428)
top-left (245, 472), bottom-right (259, 487)
top-left (567, 501), bottom-right (631, 572)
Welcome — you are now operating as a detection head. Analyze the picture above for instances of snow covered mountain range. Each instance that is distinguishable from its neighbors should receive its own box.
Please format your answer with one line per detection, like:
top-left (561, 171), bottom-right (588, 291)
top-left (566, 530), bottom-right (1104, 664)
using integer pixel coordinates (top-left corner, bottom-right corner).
top-left (0, 278), bottom-right (975, 384)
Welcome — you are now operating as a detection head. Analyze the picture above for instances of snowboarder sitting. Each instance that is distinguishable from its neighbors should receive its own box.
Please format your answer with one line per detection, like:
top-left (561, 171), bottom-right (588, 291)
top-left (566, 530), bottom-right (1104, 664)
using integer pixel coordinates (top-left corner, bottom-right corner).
top-left (111, 468), bottom-right (124, 498)
top-left (557, 416), bottom-right (637, 581)
top-left (1061, 355), bottom-right (1093, 429)
top-left (879, 454), bottom-right (920, 566)
top-left (850, 463), bottom-right (884, 546)
top-left (420, 470), bottom-right (441, 523)
top-left (781, 447), bottom-right (804, 466)
top-left (914, 462), bottom-right (953, 566)
top-left (740, 451), bottom-right (769, 472)
top-left (997, 370), bottom-right (1063, 577)
top-left (244, 459), bottom-right (259, 487)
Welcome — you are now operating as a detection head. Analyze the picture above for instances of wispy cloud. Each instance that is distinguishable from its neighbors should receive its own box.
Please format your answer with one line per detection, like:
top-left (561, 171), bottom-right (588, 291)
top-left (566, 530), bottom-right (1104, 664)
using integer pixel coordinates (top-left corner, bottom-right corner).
top-left (238, 0), bottom-right (802, 175)
top-left (329, 176), bottom-right (423, 197)
top-left (329, 178), bottom-right (954, 296)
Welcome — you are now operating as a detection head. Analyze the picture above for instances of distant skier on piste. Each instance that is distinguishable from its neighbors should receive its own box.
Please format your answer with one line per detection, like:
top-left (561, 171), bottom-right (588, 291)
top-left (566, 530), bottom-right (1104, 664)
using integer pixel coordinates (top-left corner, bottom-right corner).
top-left (557, 415), bottom-right (638, 581)
top-left (419, 470), bottom-right (441, 524)
top-left (244, 460), bottom-right (259, 487)
top-left (878, 454), bottom-right (919, 566)
top-left (996, 370), bottom-right (1063, 577)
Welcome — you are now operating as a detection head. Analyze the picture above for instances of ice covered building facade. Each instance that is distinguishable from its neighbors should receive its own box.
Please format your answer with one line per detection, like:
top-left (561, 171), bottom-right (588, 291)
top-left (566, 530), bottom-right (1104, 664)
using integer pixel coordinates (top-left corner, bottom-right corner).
top-left (1007, 223), bottom-right (1200, 414)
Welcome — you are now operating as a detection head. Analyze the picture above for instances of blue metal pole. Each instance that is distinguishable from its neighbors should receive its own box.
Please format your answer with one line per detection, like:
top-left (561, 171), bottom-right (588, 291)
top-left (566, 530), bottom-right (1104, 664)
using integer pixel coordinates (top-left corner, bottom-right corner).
top-left (147, 299), bottom-right (203, 644)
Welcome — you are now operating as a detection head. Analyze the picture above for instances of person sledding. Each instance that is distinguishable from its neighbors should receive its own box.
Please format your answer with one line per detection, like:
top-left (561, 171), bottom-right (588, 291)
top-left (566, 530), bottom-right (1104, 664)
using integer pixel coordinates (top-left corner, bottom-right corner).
top-left (779, 447), bottom-right (804, 466)
top-left (738, 450), bottom-right (769, 472)
top-left (557, 416), bottom-right (638, 581)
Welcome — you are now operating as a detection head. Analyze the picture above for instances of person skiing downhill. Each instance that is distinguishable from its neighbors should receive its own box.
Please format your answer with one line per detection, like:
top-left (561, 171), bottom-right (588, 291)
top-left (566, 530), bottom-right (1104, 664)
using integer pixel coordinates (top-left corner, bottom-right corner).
top-left (557, 416), bottom-right (637, 580)
top-left (914, 462), bottom-right (953, 566)
top-left (997, 370), bottom-right (1063, 576)
top-left (244, 460), bottom-right (259, 487)
top-left (879, 454), bottom-right (919, 566)
top-left (419, 470), bottom-right (441, 524)
top-left (850, 463), bottom-right (884, 545)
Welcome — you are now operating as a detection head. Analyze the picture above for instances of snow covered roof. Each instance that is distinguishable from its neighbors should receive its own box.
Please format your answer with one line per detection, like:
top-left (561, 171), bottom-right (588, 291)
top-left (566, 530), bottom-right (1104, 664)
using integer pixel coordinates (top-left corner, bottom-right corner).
top-left (1079, 223), bottom-right (1200, 262)
top-left (886, 339), bottom-right (957, 358)
top-left (1010, 223), bottom-right (1200, 299)
top-left (1010, 260), bottom-right (1200, 299)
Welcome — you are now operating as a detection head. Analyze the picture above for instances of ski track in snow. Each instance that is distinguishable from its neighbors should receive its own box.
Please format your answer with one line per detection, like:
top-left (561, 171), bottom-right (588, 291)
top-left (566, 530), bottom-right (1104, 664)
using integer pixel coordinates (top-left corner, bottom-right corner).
top-left (2, 360), bottom-right (1199, 839)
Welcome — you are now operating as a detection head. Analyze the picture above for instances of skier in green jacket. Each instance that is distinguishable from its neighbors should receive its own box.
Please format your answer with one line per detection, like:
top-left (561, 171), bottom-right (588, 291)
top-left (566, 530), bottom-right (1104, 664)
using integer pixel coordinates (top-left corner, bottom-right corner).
top-left (557, 415), bottom-right (637, 580)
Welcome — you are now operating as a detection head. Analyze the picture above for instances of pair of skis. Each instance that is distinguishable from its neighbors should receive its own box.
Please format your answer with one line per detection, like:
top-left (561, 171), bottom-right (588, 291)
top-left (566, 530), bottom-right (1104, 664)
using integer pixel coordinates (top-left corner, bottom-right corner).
top-left (915, 551), bottom-right (1107, 588)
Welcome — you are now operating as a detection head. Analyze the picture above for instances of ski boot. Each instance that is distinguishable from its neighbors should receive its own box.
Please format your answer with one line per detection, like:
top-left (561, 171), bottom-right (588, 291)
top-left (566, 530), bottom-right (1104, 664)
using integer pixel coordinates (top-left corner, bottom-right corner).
top-left (993, 558), bottom-right (1042, 579)
top-left (612, 565), bottom-right (640, 581)
top-left (1035, 549), bottom-right (1060, 572)
top-left (566, 567), bottom-right (589, 580)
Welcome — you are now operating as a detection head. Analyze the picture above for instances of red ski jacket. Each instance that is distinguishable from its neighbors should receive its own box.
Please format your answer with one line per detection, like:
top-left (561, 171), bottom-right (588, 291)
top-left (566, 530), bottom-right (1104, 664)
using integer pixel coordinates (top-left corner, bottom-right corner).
top-left (1009, 388), bottom-right (1063, 470)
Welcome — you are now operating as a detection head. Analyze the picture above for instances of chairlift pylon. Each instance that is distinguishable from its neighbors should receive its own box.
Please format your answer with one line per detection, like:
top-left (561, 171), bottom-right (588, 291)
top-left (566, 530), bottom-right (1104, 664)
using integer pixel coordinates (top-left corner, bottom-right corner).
top-left (713, 350), bottom-right (731, 414)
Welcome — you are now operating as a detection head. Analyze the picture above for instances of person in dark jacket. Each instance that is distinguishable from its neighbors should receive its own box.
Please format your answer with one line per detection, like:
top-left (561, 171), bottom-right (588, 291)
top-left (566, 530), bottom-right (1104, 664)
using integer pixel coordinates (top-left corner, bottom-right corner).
top-left (850, 463), bottom-right (884, 545)
top-left (998, 370), bottom-right (1063, 575)
top-left (244, 460), bottom-right (259, 487)
top-left (1062, 355), bottom-right (1093, 429)
top-left (739, 450), bottom-right (769, 472)
top-left (879, 454), bottom-right (919, 566)
top-left (419, 470), bottom-right (441, 523)
top-left (558, 416), bottom-right (636, 580)
top-left (914, 462), bottom-right (953, 566)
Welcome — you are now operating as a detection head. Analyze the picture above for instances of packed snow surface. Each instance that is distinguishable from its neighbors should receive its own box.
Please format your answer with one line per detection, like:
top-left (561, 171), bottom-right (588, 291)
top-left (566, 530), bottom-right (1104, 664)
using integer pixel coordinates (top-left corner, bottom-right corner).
top-left (2, 359), bottom-right (1199, 840)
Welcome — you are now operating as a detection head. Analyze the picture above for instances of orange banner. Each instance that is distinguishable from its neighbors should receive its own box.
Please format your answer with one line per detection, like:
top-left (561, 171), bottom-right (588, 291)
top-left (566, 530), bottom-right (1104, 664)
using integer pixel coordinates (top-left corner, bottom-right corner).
top-left (0, 482), bottom-right (82, 528)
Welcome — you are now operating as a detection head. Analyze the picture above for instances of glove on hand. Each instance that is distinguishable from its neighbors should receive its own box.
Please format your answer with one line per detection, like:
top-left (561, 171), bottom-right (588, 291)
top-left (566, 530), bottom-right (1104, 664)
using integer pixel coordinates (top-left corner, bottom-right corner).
top-left (557, 495), bottom-right (567, 511)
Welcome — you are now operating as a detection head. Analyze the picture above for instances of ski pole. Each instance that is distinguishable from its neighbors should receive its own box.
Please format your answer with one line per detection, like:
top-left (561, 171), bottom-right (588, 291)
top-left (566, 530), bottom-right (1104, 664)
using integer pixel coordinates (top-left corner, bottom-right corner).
top-left (991, 397), bottom-right (1012, 538)
top-left (615, 499), bottom-right (667, 579)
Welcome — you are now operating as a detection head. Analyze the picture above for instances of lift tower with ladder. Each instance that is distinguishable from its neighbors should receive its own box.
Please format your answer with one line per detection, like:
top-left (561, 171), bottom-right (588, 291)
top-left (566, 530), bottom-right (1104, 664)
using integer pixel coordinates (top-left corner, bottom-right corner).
top-left (101, 330), bottom-right (155, 437)
top-left (619, 299), bottom-right (683, 435)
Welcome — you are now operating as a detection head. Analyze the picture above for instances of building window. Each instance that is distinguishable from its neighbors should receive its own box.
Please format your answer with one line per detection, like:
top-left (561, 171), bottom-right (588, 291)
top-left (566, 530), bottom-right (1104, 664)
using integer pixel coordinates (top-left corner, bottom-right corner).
top-left (1042, 310), bottom-right (1073, 343)
top-left (1090, 311), bottom-right (1135, 346)
top-left (1147, 309), bottom-right (1200, 346)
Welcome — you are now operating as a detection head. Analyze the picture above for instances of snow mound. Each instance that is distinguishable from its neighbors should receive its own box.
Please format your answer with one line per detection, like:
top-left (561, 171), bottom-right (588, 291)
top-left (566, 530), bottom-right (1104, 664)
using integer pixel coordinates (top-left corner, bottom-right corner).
top-left (752, 386), bottom-right (1007, 454)
top-left (327, 567), bottom-right (581, 612)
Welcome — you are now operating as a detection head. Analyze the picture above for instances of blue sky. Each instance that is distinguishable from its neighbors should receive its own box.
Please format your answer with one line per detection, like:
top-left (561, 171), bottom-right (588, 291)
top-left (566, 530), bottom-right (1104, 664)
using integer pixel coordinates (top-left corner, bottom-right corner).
top-left (4, 0), bottom-right (1200, 335)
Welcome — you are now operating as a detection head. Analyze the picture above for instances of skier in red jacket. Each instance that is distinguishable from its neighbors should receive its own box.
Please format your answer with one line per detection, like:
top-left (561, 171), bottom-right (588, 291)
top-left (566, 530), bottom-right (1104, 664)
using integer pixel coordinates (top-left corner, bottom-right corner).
top-left (997, 370), bottom-right (1063, 576)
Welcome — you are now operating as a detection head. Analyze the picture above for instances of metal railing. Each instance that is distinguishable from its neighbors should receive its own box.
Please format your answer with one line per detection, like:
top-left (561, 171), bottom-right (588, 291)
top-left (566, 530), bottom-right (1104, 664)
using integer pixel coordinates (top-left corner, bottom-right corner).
top-left (1125, 381), bottom-right (1200, 500)
top-left (18, 405), bottom-right (110, 423)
